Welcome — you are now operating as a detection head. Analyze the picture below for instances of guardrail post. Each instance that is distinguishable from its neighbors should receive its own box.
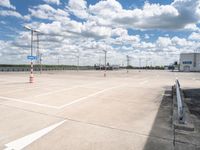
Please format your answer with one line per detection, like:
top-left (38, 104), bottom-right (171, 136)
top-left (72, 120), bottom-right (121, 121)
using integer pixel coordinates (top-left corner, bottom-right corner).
top-left (175, 79), bottom-right (185, 124)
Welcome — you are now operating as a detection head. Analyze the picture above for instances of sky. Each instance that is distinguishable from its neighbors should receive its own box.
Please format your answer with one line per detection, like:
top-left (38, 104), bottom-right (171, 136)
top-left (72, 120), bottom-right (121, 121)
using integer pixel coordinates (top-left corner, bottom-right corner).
top-left (0, 0), bottom-right (200, 66)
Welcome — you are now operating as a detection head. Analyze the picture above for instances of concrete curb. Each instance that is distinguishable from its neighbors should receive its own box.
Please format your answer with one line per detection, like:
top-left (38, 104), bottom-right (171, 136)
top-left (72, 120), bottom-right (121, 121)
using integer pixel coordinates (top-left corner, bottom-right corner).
top-left (172, 85), bottom-right (194, 131)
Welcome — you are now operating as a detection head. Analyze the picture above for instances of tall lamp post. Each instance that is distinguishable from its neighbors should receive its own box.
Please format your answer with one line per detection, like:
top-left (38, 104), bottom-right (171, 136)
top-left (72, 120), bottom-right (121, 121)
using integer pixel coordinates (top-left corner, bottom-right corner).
top-left (24, 26), bottom-right (41, 83)
top-left (139, 58), bottom-right (141, 72)
top-left (77, 49), bottom-right (80, 71)
top-left (126, 55), bottom-right (130, 73)
top-left (103, 50), bottom-right (107, 77)
top-left (40, 53), bottom-right (42, 74)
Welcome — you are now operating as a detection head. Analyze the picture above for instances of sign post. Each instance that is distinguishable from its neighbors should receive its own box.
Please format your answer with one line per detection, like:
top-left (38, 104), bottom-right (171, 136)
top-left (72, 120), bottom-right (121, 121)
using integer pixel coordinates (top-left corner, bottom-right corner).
top-left (24, 26), bottom-right (41, 83)
top-left (27, 56), bottom-right (37, 83)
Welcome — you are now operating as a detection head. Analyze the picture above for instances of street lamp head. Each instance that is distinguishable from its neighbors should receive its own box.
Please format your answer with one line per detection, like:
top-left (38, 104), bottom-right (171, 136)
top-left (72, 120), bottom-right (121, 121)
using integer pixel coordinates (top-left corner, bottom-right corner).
top-left (34, 29), bottom-right (42, 33)
top-left (24, 26), bottom-right (41, 33)
top-left (24, 25), bottom-right (32, 30)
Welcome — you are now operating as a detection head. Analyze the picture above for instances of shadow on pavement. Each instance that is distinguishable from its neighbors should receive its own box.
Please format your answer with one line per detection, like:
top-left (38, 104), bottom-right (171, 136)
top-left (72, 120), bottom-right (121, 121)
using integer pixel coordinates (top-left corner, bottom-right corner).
top-left (143, 87), bottom-right (200, 150)
top-left (184, 88), bottom-right (200, 120)
top-left (143, 88), bottom-right (174, 150)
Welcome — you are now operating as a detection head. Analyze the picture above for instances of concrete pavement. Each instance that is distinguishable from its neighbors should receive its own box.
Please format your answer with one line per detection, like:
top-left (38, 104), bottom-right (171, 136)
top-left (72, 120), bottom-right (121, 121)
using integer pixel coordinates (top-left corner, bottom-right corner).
top-left (0, 70), bottom-right (199, 150)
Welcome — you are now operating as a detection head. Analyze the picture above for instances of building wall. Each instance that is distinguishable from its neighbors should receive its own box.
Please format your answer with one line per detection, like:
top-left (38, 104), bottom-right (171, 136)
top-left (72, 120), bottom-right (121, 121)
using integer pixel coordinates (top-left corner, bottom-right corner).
top-left (195, 53), bottom-right (200, 71)
top-left (180, 53), bottom-right (200, 71)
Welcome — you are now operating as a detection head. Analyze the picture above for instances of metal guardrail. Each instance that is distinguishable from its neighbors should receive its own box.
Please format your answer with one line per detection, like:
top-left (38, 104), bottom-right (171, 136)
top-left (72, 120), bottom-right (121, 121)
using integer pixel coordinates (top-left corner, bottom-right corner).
top-left (175, 79), bottom-right (185, 123)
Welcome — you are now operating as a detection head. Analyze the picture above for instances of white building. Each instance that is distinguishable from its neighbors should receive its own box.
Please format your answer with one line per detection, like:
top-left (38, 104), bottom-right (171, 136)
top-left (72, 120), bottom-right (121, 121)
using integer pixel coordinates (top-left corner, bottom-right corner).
top-left (179, 53), bottom-right (200, 72)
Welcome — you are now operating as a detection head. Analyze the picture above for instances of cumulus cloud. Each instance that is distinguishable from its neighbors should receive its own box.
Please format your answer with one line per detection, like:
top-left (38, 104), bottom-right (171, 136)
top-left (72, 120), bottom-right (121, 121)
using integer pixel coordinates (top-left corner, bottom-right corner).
top-left (188, 32), bottom-right (200, 40)
top-left (89, 0), bottom-right (122, 17)
top-left (67, 0), bottom-right (88, 19)
top-left (0, 10), bottom-right (23, 18)
top-left (156, 37), bottom-right (172, 47)
top-left (81, 21), bottom-right (112, 39)
top-left (0, 0), bottom-right (15, 9)
top-left (28, 4), bottom-right (69, 21)
top-left (2, 0), bottom-right (200, 65)
top-left (39, 21), bottom-right (62, 34)
top-left (172, 0), bottom-right (200, 24)
top-left (184, 24), bottom-right (200, 32)
top-left (86, 0), bottom-right (200, 30)
top-left (43, 0), bottom-right (60, 5)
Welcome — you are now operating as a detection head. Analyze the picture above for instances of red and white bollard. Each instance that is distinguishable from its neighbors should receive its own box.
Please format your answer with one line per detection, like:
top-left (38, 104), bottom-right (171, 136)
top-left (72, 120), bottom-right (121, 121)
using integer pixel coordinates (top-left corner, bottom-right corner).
top-left (29, 61), bottom-right (34, 83)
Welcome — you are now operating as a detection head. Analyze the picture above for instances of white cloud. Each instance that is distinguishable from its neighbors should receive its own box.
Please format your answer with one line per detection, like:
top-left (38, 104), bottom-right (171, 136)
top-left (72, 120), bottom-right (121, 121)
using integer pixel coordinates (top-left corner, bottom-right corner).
top-left (116, 34), bottom-right (140, 44)
top-left (184, 24), bottom-right (200, 32)
top-left (0, 0), bottom-right (15, 10)
top-left (0, 10), bottom-right (23, 18)
top-left (111, 28), bottom-right (127, 37)
top-left (38, 21), bottom-right (62, 34)
top-left (156, 37), bottom-right (172, 47)
top-left (2, 0), bottom-right (200, 66)
top-left (188, 32), bottom-right (200, 40)
top-left (81, 21), bottom-right (112, 38)
top-left (85, 0), bottom-right (200, 30)
top-left (88, 1), bottom-right (180, 30)
top-left (144, 34), bottom-right (150, 39)
top-left (89, 0), bottom-right (122, 18)
top-left (28, 4), bottom-right (69, 21)
top-left (171, 36), bottom-right (189, 46)
top-left (68, 0), bottom-right (88, 19)
top-left (43, 0), bottom-right (60, 5)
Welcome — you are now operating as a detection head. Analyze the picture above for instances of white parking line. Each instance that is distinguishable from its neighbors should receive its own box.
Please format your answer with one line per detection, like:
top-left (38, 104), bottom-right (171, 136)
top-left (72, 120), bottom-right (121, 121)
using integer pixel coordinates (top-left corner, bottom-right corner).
top-left (2, 87), bottom-right (41, 95)
top-left (0, 96), bottom-right (59, 109)
top-left (139, 80), bottom-right (149, 85)
top-left (4, 120), bottom-right (66, 150)
top-left (58, 85), bottom-right (124, 109)
top-left (33, 81), bottom-right (102, 98)
top-left (0, 84), bottom-right (124, 109)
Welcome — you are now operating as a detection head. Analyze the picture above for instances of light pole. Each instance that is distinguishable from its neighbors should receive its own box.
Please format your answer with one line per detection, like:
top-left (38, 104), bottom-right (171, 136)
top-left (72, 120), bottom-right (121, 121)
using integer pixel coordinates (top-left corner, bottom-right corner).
top-left (24, 26), bottom-right (40, 83)
top-left (36, 33), bottom-right (40, 64)
top-left (40, 53), bottom-right (42, 74)
top-left (77, 49), bottom-right (80, 71)
top-left (126, 55), bottom-right (130, 73)
top-left (103, 50), bottom-right (107, 77)
top-left (146, 58), bottom-right (149, 70)
top-left (99, 56), bottom-right (101, 70)
top-left (57, 56), bottom-right (60, 65)
top-left (139, 58), bottom-right (141, 72)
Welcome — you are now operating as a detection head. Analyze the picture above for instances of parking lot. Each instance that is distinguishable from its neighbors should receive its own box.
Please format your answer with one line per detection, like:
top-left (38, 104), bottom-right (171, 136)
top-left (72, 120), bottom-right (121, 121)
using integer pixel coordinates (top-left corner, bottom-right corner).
top-left (0, 70), bottom-right (200, 150)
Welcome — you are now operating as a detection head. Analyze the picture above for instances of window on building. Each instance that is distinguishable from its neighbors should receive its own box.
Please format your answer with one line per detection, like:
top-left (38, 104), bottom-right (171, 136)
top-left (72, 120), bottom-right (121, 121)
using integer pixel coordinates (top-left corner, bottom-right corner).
top-left (182, 61), bottom-right (192, 64)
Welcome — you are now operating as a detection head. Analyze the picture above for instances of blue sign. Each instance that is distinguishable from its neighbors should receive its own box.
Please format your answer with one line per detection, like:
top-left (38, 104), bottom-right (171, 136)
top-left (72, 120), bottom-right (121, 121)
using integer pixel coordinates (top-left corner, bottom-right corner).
top-left (27, 56), bottom-right (37, 60)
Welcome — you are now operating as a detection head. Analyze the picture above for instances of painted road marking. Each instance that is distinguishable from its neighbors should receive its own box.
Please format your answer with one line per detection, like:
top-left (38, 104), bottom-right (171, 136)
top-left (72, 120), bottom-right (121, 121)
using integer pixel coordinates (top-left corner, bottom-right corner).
top-left (58, 85), bottom-right (125, 109)
top-left (2, 87), bottom-right (41, 95)
top-left (32, 81), bottom-right (102, 98)
top-left (0, 84), bottom-right (124, 109)
top-left (4, 120), bottom-right (66, 150)
top-left (139, 80), bottom-right (149, 85)
top-left (0, 96), bottom-right (59, 109)
top-left (33, 86), bottom-right (82, 98)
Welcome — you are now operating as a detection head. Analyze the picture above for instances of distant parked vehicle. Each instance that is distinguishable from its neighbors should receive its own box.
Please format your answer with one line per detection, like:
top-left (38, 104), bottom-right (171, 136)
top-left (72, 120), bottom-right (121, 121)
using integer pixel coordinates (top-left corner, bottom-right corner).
top-left (94, 64), bottom-right (120, 70)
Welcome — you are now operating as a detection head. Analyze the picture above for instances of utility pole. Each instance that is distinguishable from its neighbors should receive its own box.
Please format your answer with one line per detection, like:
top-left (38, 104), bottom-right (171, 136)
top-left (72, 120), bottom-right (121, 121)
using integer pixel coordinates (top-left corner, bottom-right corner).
top-left (99, 56), bottom-right (101, 70)
top-left (40, 53), bottom-right (42, 74)
top-left (36, 32), bottom-right (42, 74)
top-left (146, 58), bottom-right (148, 70)
top-left (24, 26), bottom-right (41, 83)
top-left (57, 57), bottom-right (60, 65)
top-left (139, 58), bottom-right (141, 72)
top-left (103, 50), bottom-right (107, 77)
top-left (30, 30), bottom-right (34, 82)
top-left (36, 33), bottom-right (40, 64)
top-left (126, 55), bottom-right (130, 73)
top-left (77, 49), bottom-right (80, 71)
